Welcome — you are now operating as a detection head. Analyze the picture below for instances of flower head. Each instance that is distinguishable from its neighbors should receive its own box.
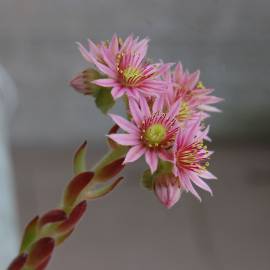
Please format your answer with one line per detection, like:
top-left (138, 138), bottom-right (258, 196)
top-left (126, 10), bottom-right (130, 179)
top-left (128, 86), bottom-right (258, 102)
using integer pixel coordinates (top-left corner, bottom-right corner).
top-left (78, 34), bottom-right (169, 100)
top-left (108, 97), bottom-right (180, 173)
top-left (164, 63), bottom-right (222, 124)
top-left (173, 120), bottom-right (216, 200)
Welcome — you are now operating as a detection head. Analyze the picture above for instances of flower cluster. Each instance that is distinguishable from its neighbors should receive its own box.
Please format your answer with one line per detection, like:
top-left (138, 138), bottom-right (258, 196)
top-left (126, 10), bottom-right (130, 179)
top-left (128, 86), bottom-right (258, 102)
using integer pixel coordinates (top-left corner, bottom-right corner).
top-left (71, 34), bottom-right (222, 208)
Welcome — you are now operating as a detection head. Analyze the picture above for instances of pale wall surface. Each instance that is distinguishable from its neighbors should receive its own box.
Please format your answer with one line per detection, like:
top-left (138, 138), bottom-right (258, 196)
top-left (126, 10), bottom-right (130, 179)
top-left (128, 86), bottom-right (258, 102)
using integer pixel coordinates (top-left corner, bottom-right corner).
top-left (0, 0), bottom-right (269, 146)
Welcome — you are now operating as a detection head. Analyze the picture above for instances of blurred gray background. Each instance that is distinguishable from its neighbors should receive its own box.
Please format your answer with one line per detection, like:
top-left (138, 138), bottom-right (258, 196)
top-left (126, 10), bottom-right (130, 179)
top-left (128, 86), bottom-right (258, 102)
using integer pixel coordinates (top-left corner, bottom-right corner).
top-left (0, 0), bottom-right (270, 269)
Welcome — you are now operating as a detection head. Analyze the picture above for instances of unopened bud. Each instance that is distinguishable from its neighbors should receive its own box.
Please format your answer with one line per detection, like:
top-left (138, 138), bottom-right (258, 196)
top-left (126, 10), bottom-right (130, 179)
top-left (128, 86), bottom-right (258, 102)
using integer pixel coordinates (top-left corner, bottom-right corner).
top-left (154, 173), bottom-right (182, 209)
top-left (70, 68), bottom-right (101, 95)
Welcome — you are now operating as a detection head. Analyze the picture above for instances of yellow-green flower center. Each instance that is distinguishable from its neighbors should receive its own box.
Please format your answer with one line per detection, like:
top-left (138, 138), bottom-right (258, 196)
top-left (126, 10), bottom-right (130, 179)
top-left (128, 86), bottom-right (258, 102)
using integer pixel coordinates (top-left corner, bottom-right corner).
top-left (196, 81), bottom-right (205, 89)
top-left (123, 67), bottom-right (141, 82)
top-left (144, 124), bottom-right (167, 146)
top-left (177, 102), bottom-right (190, 122)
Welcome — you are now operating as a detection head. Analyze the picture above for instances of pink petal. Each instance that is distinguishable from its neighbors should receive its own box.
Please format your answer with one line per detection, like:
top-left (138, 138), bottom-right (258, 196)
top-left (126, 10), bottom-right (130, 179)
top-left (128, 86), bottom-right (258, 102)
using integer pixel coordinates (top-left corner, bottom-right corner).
top-left (124, 145), bottom-right (145, 163)
top-left (109, 114), bottom-right (139, 133)
top-left (145, 150), bottom-right (158, 174)
top-left (87, 39), bottom-right (100, 56)
top-left (92, 78), bottom-right (118, 88)
top-left (77, 42), bottom-right (94, 63)
top-left (108, 134), bottom-right (139, 146)
top-left (128, 98), bottom-right (143, 125)
top-left (198, 105), bottom-right (222, 113)
top-left (185, 178), bottom-right (201, 201)
top-left (100, 47), bottom-right (116, 70)
top-left (95, 62), bottom-right (116, 78)
top-left (127, 89), bottom-right (142, 100)
top-left (111, 87), bottom-right (126, 99)
top-left (199, 170), bottom-right (217, 180)
top-left (152, 96), bottom-right (164, 113)
top-left (139, 97), bottom-right (151, 117)
top-left (174, 62), bottom-right (184, 83)
top-left (167, 99), bottom-right (181, 119)
top-left (110, 33), bottom-right (119, 55)
top-left (189, 173), bottom-right (213, 195)
top-left (184, 120), bottom-right (201, 145)
top-left (187, 70), bottom-right (200, 89)
top-left (166, 185), bottom-right (182, 208)
top-left (159, 149), bottom-right (173, 162)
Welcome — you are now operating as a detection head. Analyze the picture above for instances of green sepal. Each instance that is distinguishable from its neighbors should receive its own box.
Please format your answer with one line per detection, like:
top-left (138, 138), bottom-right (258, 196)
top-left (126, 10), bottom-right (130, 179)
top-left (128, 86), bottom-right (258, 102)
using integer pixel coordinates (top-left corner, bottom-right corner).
top-left (157, 160), bottom-right (173, 174)
top-left (141, 160), bottom-right (173, 190)
top-left (93, 88), bottom-right (115, 114)
top-left (73, 141), bottom-right (88, 175)
top-left (20, 216), bottom-right (39, 253)
top-left (141, 169), bottom-right (154, 190)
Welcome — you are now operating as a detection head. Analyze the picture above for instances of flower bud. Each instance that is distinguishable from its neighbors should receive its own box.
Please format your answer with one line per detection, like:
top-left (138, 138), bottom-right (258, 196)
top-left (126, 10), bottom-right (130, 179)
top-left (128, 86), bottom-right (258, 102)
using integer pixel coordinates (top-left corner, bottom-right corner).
top-left (154, 173), bottom-right (182, 208)
top-left (70, 68), bottom-right (101, 95)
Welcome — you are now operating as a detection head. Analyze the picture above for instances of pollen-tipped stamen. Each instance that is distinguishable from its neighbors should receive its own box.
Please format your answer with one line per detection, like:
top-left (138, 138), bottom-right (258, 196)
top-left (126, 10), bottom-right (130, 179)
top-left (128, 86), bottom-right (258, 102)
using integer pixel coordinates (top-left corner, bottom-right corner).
top-left (176, 141), bottom-right (210, 172)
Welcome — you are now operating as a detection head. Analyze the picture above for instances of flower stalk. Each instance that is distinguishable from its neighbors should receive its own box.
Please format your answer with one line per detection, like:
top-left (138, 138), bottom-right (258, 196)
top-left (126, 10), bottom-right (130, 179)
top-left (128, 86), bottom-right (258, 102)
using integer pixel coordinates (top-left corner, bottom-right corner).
top-left (8, 141), bottom-right (126, 270)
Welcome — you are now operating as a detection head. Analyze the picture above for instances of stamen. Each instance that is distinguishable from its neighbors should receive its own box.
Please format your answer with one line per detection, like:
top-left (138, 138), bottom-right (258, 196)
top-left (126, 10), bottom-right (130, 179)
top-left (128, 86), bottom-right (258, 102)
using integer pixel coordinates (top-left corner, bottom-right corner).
top-left (139, 112), bottom-right (178, 149)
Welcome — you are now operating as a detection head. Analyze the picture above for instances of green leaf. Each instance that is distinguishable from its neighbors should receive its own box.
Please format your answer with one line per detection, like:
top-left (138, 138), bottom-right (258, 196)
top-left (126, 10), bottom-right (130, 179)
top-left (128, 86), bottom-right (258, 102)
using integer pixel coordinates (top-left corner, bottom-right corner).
top-left (62, 172), bottom-right (94, 213)
top-left (141, 161), bottom-right (173, 191)
top-left (73, 141), bottom-right (88, 175)
top-left (157, 160), bottom-right (173, 174)
top-left (94, 157), bottom-right (124, 182)
top-left (94, 88), bottom-right (115, 114)
top-left (141, 169), bottom-right (154, 190)
top-left (84, 177), bottom-right (123, 200)
top-left (20, 216), bottom-right (39, 253)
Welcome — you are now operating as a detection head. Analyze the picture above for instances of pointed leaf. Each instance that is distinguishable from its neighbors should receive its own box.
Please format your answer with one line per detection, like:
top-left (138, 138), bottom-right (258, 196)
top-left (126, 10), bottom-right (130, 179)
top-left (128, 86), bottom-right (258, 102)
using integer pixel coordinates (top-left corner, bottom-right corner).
top-left (107, 125), bottom-right (119, 148)
top-left (8, 253), bottom-right (28, 270)
top-left (94, 158), bottom-right (125, 182)
top-left (62, 172), bottom-right (94, 213)
top-left (84, 177), bottom-right (123, 200)
top-left (39, 209), bottom-right (67, 227)
top-left (55, 229), bottom-right (74, 246)
top-left (20, 216), bottom-right (39, 253)
top-left (57, 201), bottom-right (87, 234)
top-left (36, 256), bottom-right (51, 270)
top-left (26, 237), bottom-right (55, 268)
top-left (73, 141), bottom-right (88, 175)
top-left (94, 88), bottom-right (115, 114)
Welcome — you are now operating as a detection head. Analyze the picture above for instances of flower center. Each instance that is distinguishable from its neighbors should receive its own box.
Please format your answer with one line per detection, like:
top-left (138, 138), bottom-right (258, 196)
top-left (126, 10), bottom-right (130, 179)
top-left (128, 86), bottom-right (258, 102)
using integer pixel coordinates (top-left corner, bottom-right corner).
top-left (177, 142), bottom-right (209, 172)
top-left (123, 67), bottom-right (141, 81)
top-left (196, 81), bottom-right (204, 89)
top-left (121, 66), bottom-right (143, 86)
top-left (177, 102), bottom-right (190, 122)
top-left (144, 123), bottom-right (167, 147)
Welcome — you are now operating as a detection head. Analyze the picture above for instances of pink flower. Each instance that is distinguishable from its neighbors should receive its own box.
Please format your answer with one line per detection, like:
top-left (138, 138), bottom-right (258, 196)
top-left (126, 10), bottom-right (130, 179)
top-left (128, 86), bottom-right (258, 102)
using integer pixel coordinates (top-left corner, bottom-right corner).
top-left (78, 34), bottom-right (169, 100)
top-left (164, 63), bottom-right (222, 123)
top-left (154, 173), bottom-right (182, 208)
top-left (108, 97), bottom-right (180, 173)
top-left (173, 121), bottom-right (216, 200)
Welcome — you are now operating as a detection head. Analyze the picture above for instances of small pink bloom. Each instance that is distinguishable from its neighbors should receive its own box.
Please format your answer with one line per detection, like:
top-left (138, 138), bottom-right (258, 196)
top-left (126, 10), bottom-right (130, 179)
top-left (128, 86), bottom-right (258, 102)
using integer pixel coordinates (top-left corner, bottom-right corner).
top-left (163, 63), bottom-right (222, 123)
top-left (108, 97), bottom-right (180, 173)
top-left (173, 120), bottom-right (216, 201)
top-left (154, 173), bottom-right (182, 208)
top-left (78, 34), bottom-right (169, 100)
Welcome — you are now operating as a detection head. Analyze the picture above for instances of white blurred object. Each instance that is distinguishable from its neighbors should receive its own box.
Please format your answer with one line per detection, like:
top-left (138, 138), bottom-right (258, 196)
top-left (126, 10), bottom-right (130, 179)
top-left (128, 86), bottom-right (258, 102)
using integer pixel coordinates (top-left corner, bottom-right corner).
top-left (0, 65), bottom-right (19, 268)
